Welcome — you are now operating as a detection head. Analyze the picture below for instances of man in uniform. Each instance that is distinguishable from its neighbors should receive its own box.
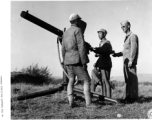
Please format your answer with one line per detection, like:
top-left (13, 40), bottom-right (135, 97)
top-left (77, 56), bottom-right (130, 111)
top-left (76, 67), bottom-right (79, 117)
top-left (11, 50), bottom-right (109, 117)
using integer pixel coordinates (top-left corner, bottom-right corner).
top-left (113, 20), bottom-right (139, 103)
top-left (92, 29), bottom-right (114, 98)
top-left (61, 13), bottom-right (92, 108)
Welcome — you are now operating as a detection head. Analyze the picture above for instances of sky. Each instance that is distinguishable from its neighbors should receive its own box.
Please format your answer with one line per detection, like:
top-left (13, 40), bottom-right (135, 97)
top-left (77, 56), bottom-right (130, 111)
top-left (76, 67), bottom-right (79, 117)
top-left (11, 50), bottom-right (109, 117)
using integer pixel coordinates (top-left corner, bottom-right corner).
top-left (10, 0), bottom-right (152, 78)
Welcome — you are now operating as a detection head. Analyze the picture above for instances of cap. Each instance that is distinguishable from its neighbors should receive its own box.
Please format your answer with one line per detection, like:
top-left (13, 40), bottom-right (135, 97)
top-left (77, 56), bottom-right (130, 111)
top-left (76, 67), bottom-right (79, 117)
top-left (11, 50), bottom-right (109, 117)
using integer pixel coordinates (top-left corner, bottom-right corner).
top-left (97, 29), bottom-right (107, 35)
top-left (69, 13), bottom-right (81, 22)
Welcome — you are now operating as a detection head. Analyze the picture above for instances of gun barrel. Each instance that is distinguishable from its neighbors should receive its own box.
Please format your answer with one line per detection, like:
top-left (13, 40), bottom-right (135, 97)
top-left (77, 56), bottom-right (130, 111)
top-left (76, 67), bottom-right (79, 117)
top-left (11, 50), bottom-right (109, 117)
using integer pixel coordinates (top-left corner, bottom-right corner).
top-left (12, 84), bottom-right (65, 101)
top-left (20, 11), bottom-right (63, 37)
top-left (74, 88), bottom-right (118, 104)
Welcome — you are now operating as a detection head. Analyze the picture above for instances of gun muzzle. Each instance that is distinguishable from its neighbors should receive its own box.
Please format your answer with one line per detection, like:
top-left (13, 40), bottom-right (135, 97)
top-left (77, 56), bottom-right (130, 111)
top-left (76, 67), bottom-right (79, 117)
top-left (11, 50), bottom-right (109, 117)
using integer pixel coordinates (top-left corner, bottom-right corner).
top-left (20, 11), bottom-right (63, 37)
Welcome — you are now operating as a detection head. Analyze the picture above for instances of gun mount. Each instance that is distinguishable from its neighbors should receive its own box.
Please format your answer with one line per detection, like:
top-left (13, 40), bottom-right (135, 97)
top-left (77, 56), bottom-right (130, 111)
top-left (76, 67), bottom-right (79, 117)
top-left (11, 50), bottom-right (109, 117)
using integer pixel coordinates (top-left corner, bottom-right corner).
top-left (12, 82), bottom-right (117, 104)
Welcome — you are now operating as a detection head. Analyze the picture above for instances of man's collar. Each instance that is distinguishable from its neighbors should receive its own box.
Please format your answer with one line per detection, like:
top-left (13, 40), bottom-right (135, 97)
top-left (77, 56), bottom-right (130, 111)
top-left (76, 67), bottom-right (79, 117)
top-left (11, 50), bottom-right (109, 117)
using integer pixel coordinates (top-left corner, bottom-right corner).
top-left (101, 38), bottom-right (106, 41)
top-left (71, 24), bottom-right (77, 27)
top-left (126, 31), bottom-right (132, 37)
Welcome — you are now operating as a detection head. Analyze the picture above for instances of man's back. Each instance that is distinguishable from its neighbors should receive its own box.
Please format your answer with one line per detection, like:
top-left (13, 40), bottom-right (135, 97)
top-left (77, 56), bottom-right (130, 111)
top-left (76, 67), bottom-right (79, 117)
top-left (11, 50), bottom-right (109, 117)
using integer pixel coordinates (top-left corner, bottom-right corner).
top-left (62, 25), bottom-right (89, 65)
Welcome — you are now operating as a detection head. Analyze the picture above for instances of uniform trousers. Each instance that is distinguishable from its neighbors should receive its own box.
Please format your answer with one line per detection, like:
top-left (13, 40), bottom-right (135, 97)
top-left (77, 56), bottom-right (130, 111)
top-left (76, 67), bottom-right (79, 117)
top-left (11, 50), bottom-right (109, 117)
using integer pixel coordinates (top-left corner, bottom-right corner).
top-left (91, 68), bottom-right (101, 92)
top-left (91, 68), bottom-right (111, 97)
top-left (100, 68), bottom-right (111, 98)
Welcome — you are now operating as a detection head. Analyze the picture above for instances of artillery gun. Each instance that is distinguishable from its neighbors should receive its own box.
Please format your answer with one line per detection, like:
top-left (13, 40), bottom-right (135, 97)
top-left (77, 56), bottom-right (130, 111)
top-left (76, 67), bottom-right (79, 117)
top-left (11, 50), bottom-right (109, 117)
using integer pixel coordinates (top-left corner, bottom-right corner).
top-left (11, 11), bottom-right (118, 104)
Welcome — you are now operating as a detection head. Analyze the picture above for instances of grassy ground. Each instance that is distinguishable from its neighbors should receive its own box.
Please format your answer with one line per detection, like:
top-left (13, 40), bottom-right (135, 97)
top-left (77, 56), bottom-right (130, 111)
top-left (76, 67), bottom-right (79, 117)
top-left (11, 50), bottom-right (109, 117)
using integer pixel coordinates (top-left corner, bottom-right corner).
top-left (11, 79), bottom-right (152, 119)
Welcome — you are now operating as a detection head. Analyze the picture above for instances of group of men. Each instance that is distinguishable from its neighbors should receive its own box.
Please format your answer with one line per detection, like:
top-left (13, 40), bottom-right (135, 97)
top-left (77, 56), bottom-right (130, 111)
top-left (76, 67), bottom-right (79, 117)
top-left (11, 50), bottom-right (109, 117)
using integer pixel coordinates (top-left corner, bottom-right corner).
top-left (60, 13), bottom-right (139, 108)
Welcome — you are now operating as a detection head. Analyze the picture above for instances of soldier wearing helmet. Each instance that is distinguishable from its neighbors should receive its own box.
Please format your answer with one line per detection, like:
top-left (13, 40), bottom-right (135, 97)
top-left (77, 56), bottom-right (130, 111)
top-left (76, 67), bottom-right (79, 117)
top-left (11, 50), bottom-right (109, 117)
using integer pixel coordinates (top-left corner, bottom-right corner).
top-left (91, 28), bottom-right (114, 98)
top-left (68, 13), bottom-right (82, 28)
top-left (61, 13), bottom-right (92, 108)
top-left (69, 13), bottom-right (81, 22)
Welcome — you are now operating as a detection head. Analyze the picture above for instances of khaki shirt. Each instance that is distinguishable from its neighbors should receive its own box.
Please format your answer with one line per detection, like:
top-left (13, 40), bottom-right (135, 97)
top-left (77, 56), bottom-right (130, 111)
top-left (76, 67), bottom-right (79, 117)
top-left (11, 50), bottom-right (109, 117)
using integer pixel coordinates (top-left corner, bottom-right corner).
top-left (62, 24), bottom-right (89, 65)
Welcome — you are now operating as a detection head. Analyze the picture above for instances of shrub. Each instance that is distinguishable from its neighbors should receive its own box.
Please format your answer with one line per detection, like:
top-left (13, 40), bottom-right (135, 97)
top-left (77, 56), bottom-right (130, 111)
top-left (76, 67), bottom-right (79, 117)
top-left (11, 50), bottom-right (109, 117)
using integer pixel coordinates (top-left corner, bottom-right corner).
top-left (11, 64), bottom-right (53, 85)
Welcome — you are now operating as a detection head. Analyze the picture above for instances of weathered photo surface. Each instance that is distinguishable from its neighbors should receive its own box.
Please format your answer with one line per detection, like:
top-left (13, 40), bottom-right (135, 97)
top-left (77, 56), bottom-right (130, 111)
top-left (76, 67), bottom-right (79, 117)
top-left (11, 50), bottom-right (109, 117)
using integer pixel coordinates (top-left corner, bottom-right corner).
top-left (8, 0), bottom-right (152, 119)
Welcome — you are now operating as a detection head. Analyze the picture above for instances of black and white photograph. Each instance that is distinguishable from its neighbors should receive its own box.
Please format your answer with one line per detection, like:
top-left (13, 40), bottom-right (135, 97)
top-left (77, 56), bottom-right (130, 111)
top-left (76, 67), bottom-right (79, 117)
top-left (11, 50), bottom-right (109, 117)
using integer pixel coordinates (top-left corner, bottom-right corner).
top-left (1, 0), bottom-right (152, 119)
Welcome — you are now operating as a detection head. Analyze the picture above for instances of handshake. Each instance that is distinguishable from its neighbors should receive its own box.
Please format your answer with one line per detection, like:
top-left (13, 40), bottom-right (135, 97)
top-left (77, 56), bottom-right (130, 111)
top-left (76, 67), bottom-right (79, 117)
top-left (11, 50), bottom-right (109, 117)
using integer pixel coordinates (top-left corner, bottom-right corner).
top-left (92, 47), bottom-right (122, 57)
top-left (112, 52), bottom-right (123, 57)
top-left (92, 47), bottom-right (115, 57)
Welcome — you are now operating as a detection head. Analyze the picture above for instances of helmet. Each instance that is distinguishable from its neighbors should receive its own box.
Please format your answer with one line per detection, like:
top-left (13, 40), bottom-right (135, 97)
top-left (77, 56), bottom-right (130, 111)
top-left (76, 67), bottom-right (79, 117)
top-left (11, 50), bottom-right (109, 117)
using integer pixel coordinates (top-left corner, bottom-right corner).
top-left (69, 13), bottom-right (81, 22)
top-left (97, 29), bottom-right (107, 36)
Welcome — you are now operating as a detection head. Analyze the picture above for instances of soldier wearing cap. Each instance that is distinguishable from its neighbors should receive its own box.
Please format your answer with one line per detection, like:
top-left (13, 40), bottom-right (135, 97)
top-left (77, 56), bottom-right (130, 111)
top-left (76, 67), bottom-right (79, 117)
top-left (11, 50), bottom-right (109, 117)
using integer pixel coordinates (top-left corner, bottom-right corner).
top-left (113, 20), bottom-right (139, 103)
top-left (91, 28), bottom-right (114, 98)
top-left (61, 13), bottom-right (92, 108)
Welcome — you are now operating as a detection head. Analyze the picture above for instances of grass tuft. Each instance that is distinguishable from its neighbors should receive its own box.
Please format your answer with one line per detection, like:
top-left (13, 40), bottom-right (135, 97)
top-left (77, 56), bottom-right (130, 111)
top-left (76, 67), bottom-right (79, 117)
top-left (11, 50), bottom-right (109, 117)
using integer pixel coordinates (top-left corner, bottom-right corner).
top-left (11, 64), bottom-right (53, 85)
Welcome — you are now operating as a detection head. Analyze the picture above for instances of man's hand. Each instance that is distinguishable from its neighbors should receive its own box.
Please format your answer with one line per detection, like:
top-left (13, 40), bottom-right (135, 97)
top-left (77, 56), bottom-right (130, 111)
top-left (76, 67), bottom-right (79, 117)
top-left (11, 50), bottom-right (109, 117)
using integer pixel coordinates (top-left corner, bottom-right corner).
top-left (57, 36), bottom-right (62, 43)
top-left (112, 53), bottom-right (118, 57)
top-left (111, 50), bottom-right (115, 54)
top-left (112, 52), bottom-right (122, 57)
top-left (61, 62), bottom-right (64, 66)
top-left (95, 53), bottom-right (100, 57)
top-left (94, 47), bottom-right (98, 52)
top-left (91, 47), bottom-right (97, 53)
top-left (85, 42), bottom-right (94, 52)
top-left (57, 36), bottom-right (62, 39)
top-left (128, 61), bottom-right (132, 68)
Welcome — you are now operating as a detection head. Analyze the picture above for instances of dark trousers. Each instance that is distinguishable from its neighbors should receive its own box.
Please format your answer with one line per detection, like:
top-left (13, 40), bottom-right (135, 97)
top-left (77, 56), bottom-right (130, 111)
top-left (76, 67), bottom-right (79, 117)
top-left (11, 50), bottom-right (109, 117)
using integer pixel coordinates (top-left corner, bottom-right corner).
top-left (91, 68), bottom-right (111, 97)
top-left (100, 68), bottom-right (111, 98)
top-left (91, 69), bottom-right (101, 92)
top-left (123, 63), bottom-right (138, 99)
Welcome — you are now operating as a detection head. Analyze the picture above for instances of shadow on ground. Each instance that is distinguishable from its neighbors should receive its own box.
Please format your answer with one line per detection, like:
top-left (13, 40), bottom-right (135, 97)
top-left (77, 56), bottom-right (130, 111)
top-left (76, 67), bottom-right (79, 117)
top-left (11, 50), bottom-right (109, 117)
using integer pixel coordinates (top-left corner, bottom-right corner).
top-left (137, 96), bottom-right (152, 103)
top-left (117, 96), bottom-right (152, 104)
